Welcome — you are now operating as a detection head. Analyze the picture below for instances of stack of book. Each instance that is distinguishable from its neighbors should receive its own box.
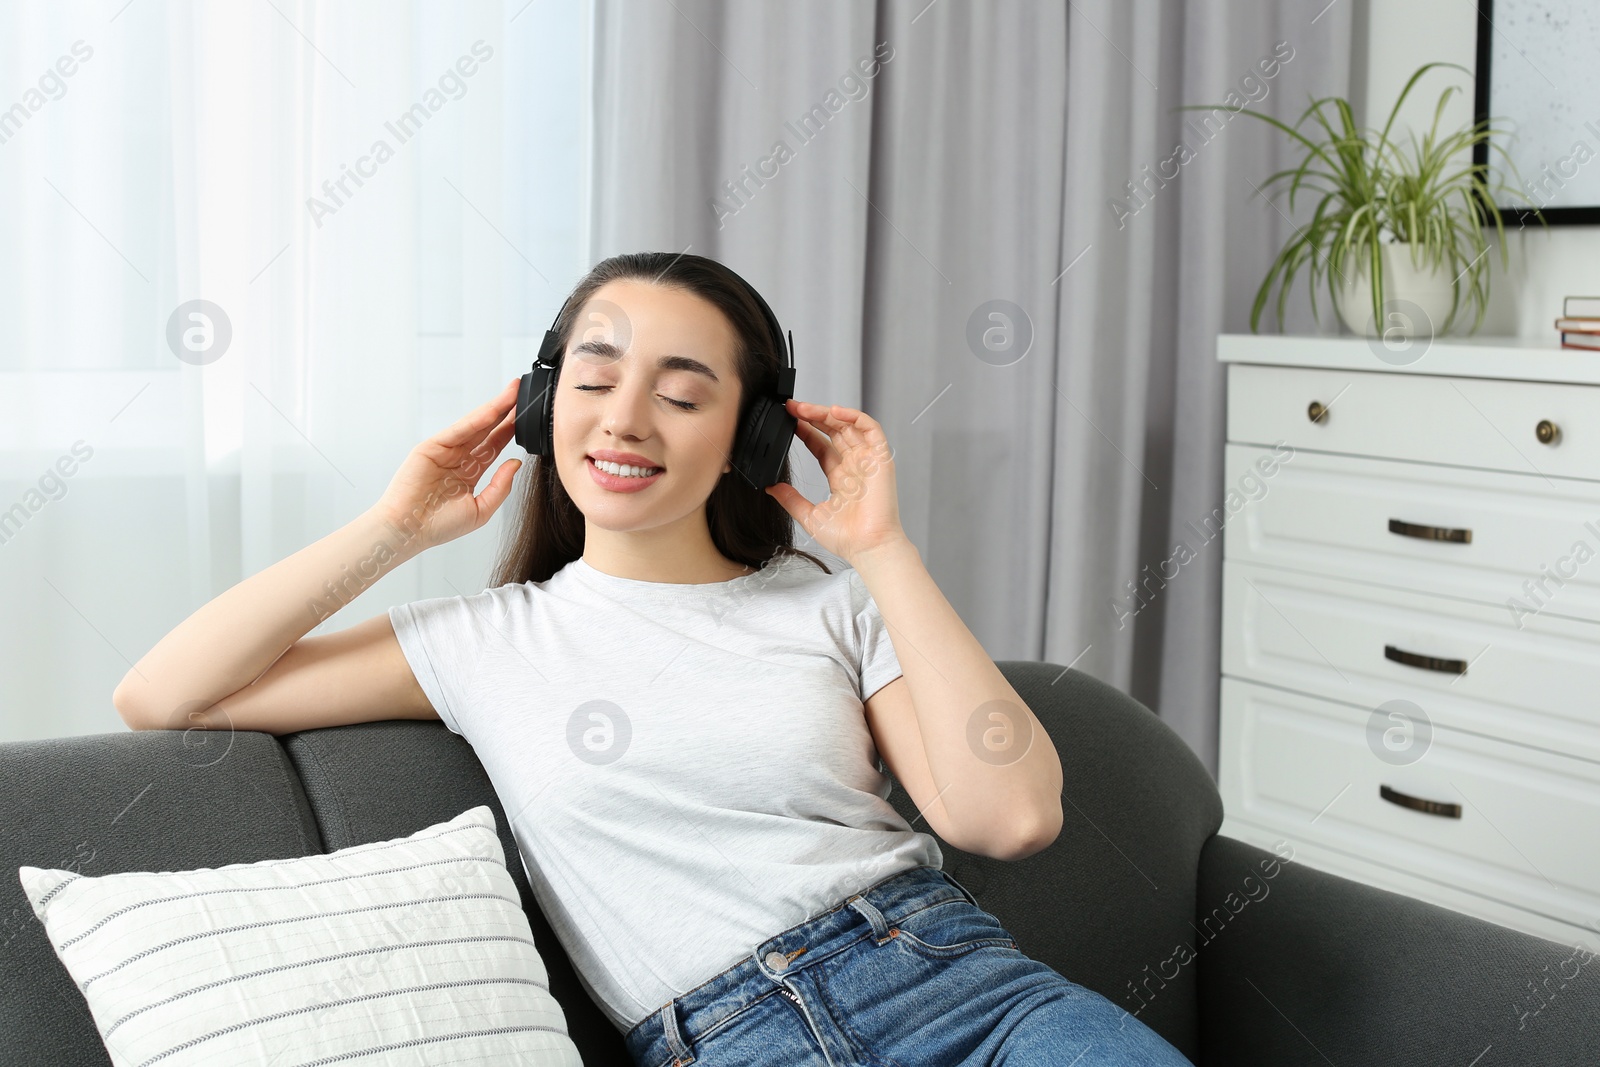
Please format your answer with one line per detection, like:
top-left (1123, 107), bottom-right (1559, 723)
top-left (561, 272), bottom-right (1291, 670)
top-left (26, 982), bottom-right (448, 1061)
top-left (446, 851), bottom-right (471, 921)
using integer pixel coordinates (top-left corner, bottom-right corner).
top-left (1557, 296), bottom-right (1600, 349)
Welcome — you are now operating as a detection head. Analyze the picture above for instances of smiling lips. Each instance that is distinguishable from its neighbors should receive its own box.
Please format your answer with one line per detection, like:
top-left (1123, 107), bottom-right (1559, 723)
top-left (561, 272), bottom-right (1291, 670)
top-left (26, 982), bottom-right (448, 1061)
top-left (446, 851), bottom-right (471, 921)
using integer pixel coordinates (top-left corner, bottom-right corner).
top-left (585, 454), bottom-right (665, 493)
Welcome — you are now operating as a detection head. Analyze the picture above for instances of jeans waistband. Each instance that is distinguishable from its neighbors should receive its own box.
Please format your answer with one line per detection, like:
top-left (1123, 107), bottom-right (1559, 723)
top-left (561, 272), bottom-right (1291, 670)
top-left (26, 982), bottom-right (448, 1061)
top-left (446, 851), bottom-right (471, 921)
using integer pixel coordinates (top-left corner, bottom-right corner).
top-left (623, 863), bottom-right (978, 1065)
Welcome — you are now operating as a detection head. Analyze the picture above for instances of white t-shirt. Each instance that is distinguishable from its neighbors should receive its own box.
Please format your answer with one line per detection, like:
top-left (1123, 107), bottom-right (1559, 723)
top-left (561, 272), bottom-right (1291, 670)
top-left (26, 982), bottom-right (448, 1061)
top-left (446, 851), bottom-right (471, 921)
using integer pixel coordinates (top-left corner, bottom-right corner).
top-left (386, 548), bottom-right (943, 1033)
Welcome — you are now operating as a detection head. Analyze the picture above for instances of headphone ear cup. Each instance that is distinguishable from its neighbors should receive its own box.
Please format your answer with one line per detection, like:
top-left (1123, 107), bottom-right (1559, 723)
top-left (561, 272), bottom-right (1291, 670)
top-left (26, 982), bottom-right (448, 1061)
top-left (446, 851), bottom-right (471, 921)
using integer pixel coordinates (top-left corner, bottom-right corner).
top-left (542, 367), bottom-right (556, 457)
top-left (515, 366), bottom-right (555, 456)
top-left (731, 396), bottom-right (767, 482)
top-left (732, 396), bottom-right (797, 489)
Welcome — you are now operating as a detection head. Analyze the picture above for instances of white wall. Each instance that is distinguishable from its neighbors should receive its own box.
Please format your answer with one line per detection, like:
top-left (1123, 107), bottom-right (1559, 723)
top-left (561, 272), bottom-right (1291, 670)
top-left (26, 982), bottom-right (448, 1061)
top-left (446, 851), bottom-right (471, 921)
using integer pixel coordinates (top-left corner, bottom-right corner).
top-left (1366, 0), bottom-right (1600, 340)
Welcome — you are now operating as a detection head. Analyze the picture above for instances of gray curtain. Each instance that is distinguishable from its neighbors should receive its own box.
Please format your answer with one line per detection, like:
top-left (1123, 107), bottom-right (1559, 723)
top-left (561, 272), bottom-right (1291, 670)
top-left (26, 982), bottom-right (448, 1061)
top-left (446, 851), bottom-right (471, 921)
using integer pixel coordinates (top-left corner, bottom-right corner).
top-left (589, 0), bottom-right (1356, 778)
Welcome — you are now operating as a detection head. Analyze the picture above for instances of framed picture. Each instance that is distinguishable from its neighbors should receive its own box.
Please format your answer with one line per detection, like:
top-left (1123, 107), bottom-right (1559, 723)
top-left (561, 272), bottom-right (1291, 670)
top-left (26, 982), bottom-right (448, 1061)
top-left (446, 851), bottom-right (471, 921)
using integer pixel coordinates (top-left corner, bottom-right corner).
top-left (1473, 0), bottom-right (1600, 224)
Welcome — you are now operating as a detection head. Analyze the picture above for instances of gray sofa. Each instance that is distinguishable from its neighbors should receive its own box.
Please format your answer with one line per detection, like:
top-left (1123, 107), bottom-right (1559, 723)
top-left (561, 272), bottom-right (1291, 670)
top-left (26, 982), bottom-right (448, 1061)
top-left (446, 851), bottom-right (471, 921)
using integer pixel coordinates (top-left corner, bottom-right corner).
top-left (4, 662), bottom-right (1596, 1065)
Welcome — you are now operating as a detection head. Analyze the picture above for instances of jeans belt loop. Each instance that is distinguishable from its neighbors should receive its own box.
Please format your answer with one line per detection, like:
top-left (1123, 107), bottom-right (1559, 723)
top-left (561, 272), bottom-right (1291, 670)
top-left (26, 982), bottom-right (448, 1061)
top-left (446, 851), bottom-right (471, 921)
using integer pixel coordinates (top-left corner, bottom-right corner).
top-left (659, 999), bottom-right (694, 1064)
top-left (847, 892), bottom-right (897, 943)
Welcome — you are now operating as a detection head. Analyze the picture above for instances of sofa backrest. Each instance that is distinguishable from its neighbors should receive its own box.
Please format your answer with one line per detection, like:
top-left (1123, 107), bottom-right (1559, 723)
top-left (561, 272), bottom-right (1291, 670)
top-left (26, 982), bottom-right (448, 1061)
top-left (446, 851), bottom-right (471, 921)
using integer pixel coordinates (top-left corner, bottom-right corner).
top-left (0, 730), bottom-right (324, 1067)
top-left (1, 662), bottom-right (1222, 1066)
top-left (279, 720), bottom-right (631, 1063)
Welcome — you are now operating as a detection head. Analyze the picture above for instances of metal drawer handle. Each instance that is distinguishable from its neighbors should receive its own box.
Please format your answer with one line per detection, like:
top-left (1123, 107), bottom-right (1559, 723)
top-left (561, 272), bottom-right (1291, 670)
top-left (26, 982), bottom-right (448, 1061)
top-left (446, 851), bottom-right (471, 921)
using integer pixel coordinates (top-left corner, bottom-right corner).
top-left (1388, 518), bottom-right (1472, 544)
top-left (1536, 419), bottom-right (1560, 445)
top-left (1384, 644), bottom-right (1468, 675)
top-left (1307, 400), bottom-right (1328, 424)
top-left (1379, 785), bottom-right (1462, 819)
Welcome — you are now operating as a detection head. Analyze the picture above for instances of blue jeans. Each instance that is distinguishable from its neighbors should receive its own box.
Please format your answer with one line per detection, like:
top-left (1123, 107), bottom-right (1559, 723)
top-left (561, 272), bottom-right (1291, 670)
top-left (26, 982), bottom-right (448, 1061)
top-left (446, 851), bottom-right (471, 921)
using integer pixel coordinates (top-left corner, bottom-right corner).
top-left (624, 864), bottom-right (1192, 1066)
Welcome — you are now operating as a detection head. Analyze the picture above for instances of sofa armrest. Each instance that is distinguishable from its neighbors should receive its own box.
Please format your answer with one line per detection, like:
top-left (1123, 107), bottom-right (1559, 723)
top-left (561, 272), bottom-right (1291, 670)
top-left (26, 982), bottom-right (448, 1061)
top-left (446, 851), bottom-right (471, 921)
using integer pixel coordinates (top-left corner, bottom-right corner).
top-left (883, 663), bottom-right (1224, 1062)
top-left (1196, 834), bottom-right (1600, 1066)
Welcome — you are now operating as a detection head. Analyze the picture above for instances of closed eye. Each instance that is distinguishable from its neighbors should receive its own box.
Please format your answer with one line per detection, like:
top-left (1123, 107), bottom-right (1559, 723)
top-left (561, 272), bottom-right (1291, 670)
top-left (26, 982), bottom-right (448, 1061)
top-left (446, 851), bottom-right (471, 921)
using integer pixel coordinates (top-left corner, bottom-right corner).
top-left (574, 384), bottom-right (699, 411)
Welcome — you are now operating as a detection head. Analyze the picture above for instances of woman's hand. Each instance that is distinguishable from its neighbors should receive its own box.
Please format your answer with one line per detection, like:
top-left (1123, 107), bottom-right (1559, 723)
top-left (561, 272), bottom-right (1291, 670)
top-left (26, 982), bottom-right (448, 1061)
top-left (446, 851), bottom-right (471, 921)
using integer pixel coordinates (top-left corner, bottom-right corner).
top-left (765, 399), bottom-right (910, 566)
top-left (372, 378), bottom-right (524, 552)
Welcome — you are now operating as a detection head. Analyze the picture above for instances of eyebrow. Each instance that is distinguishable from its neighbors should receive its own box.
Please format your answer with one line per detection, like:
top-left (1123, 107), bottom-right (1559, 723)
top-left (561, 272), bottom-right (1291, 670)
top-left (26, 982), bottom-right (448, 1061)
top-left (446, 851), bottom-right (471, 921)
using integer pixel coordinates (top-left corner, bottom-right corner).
top-left (570, 339), bottom-right (721, 384)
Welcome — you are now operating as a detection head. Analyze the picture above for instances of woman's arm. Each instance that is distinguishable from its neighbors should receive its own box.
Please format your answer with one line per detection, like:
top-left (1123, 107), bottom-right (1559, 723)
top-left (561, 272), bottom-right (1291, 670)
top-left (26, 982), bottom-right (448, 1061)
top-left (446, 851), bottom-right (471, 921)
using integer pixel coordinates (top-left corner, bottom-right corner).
top-left (112, 508), bottom-right (425, 732)
top-left (854, 537), bottom-right (1063, 858)
top-left (113, 379), bottom-right (526, 734)
top-left (766, 398), bottom-right (1063, 860)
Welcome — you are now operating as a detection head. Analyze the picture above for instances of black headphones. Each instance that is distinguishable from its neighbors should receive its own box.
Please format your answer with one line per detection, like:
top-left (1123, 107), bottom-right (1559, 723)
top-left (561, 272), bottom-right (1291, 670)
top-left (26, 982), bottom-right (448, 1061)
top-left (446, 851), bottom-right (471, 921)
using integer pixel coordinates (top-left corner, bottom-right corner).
top-left (514, 265), bottom-right (798, 489)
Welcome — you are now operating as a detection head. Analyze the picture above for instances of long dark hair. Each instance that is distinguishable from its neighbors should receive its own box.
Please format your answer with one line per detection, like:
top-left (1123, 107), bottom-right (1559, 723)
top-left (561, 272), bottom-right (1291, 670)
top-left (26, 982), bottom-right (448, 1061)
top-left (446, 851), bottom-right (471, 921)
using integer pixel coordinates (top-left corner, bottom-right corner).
top-left (488, 252), bottom-right (830, 587)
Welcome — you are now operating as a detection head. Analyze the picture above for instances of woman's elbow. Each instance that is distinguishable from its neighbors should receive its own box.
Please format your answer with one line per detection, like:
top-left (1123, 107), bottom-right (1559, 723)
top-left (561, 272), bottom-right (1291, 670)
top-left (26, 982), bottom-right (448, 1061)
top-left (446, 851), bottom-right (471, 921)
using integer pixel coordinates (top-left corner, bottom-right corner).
top-left (112, 676), bottom-right (155, 729)
top-left (957, 801), bottom-right (1062, 862)
top-left (997, 802), bottom-right (1064, 861)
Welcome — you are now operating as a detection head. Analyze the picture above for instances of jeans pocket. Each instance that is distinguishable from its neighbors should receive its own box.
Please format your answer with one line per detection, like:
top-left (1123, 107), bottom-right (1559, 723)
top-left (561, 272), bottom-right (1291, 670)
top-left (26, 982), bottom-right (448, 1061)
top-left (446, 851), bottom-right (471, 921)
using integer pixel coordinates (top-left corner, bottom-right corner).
top-left (889, 897), bottom-right (1018, 961)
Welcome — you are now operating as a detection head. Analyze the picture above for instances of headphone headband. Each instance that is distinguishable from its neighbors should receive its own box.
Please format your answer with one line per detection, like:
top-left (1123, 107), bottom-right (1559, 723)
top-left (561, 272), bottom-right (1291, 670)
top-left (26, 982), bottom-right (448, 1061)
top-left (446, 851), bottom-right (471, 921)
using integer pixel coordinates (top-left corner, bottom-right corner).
top-left (534, 266), bottom-right (793, 377)
top-left (514, 260), bottom-right (798, 490)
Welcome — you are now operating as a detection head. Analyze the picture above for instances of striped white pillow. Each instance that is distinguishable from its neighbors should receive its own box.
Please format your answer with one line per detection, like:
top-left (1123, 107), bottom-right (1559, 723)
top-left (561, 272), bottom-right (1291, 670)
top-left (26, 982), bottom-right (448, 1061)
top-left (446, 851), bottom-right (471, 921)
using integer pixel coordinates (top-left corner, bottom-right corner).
top-left (18, 804), bottom-right (582, 1066)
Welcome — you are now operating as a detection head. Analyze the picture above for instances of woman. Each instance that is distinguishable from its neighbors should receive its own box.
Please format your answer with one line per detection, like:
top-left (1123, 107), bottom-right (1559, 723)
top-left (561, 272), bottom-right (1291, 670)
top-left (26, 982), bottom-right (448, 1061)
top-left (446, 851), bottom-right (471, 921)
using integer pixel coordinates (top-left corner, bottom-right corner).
top-left (113, 252), bottom-right (1190, 1065)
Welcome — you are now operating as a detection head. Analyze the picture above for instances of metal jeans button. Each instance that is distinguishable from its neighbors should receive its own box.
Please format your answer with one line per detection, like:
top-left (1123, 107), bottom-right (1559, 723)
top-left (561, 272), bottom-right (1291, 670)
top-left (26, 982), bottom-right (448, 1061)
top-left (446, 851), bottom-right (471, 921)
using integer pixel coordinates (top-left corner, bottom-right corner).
top-left (764, 950), bottom-right (789, 973)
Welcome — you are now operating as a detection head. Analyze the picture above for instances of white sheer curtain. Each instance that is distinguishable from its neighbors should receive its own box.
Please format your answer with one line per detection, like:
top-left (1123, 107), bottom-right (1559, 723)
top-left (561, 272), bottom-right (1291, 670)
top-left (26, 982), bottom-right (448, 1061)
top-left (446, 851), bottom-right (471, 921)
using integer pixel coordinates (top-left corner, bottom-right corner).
top-left (0, 0), bottom-right (590, 742)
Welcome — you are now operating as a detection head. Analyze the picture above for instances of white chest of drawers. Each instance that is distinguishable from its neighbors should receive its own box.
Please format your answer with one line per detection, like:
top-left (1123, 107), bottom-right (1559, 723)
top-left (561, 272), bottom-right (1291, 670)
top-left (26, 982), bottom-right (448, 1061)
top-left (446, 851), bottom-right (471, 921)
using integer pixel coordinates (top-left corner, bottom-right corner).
top-left (1216, 333), bottom-right (1600, 951)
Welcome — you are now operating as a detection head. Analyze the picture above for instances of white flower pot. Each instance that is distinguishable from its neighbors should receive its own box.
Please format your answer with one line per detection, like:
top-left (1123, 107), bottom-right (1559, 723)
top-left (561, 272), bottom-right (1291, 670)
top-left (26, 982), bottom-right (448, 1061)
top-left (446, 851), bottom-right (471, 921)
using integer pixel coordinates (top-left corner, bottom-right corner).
top-left (1332, 242), bottom-right (1459, 339)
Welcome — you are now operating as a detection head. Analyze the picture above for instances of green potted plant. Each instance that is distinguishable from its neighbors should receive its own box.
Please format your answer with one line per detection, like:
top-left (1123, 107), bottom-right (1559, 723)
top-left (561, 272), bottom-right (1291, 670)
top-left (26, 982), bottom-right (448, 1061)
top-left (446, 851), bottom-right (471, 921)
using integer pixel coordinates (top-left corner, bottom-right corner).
top-left (1188, 62), bottom-right (1543, 338)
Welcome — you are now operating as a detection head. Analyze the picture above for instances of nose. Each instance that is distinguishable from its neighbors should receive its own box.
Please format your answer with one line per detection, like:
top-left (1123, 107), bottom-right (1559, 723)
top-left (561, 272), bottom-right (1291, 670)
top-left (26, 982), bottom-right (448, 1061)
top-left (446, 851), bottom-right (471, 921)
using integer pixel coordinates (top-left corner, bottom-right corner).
top-left (599, 374), bottom-right (654, 442)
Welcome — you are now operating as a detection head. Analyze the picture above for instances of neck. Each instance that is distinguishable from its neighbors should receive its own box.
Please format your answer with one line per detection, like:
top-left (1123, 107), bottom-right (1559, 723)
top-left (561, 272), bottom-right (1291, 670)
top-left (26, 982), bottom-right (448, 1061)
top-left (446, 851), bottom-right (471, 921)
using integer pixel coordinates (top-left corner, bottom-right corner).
top-left (581, 516), bottom-right (753, 584)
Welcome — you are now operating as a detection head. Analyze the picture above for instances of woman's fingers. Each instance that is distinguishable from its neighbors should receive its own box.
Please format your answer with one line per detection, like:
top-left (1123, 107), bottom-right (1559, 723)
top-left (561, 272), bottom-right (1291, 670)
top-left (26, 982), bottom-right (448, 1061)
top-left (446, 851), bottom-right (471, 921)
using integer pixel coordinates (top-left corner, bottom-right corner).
top-left (473, 404), bottom-right (519, 464)
top-left (788, 400), bottom-right (841, 447)
top-left (435, 377), bottom-right (521, 450)
top-left (813, 403), bottom-right (881, 454)
top-left (789, 399), bottom-right (884, 461)
top-left (440, 386), bottom-right (522, 484)
top-left (791, 417), bottom-right (840, 476)
top-left (763, 481), bottom-right (815, 526)
top-left (451, 410), bottom-right (518, 490)
top-left (473, 458), bottom-right (523, 523)
top-left (791, 399), bottom-right (861, 445)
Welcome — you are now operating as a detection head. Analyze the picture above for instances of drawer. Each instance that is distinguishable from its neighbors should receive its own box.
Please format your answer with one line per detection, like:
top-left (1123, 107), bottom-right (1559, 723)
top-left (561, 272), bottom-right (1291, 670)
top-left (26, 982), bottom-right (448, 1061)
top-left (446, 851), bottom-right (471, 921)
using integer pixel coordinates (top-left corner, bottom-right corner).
top-left (1220, 559), bottom-right (1600, 763)
top-left (1219, 676), bottom-right (1600, 932)
top-left (1224, 443), bottom-right (1600, 624)
top-left (1227, 363), bottom-right (1600, 481)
